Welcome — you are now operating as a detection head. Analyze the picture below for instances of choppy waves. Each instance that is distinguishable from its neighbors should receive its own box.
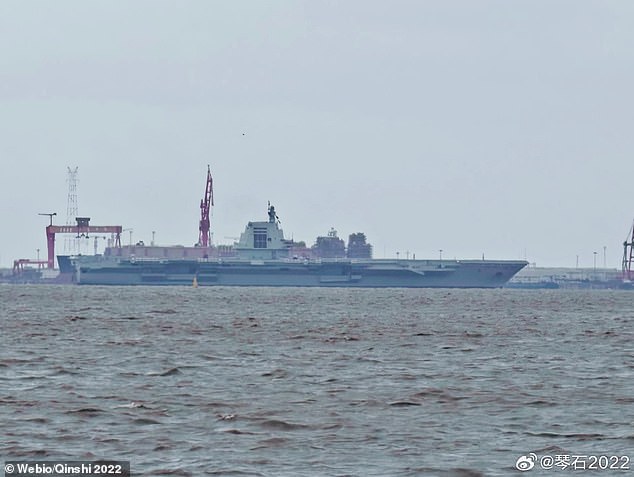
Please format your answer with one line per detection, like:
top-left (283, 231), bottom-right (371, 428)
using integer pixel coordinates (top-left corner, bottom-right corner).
top-left (1, 286), bottom-right (633, 476)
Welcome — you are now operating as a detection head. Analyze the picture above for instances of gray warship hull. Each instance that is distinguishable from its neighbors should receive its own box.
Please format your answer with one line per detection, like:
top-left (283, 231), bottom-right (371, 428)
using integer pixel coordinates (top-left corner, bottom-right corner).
top-left (74, 256), bottom-right (527, 288)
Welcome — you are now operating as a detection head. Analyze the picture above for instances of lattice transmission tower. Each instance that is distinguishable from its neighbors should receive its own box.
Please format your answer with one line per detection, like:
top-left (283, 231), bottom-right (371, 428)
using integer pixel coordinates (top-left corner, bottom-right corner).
top-left (65, 167), bottom-right (79, 254)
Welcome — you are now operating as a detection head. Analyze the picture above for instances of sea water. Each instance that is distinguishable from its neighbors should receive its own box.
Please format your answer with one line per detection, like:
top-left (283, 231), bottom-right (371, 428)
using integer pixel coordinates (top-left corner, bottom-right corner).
top-left (1, 286), bottom-right (633, 476)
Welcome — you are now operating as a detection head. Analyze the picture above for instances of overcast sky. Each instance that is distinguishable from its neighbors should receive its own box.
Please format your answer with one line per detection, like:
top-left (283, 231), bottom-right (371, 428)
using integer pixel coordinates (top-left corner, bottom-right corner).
top-left (1, 1), bottom-right (633, 268)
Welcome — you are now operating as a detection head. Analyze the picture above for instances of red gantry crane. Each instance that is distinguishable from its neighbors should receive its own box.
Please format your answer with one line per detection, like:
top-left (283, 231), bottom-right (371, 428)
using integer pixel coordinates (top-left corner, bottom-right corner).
top-left (198, 165), bottom-right (214, 247)
top-left (14, 214), bottom-right (124, 275)
top-left (41, 214), bottom-right (122, 269)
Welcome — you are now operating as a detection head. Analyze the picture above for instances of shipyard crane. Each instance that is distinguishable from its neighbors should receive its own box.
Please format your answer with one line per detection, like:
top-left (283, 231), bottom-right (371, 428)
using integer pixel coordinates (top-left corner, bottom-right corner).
top-left (198, 165), bottom-right (214, 247)
top-left (623, 219), bottom-right (634, 282)
top-left (40, 215), bottom-right (122, 269)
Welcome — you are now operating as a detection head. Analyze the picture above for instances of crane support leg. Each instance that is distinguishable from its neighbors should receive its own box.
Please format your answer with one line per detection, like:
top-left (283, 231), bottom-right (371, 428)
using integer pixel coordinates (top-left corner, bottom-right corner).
top-left (46, 226), bottom-right (56, 269)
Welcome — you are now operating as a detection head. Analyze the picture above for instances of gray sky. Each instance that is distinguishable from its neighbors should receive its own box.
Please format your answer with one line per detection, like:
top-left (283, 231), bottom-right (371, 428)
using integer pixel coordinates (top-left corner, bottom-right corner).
top-left (2, 1), bottom-right (633, 268)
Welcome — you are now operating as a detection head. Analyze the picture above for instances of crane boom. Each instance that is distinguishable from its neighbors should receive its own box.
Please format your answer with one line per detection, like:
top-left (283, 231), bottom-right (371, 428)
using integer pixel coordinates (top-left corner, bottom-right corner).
top-left (198, 165), bottom-right (214, 247)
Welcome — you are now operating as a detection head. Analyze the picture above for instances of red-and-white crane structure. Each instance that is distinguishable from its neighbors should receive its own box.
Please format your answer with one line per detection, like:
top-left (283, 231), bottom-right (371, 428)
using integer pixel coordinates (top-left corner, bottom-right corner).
top-left (45, 217), bottom-right (122, 269)
top-left (198, 165), bottom-right (214, 247)
top-left (14, 214), bottom-right (123, 273)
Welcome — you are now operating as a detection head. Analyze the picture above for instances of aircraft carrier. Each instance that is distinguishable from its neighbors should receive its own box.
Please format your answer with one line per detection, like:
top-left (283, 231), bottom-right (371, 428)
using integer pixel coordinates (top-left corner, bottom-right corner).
top-left (73, 203), bottom-right (527, 288)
